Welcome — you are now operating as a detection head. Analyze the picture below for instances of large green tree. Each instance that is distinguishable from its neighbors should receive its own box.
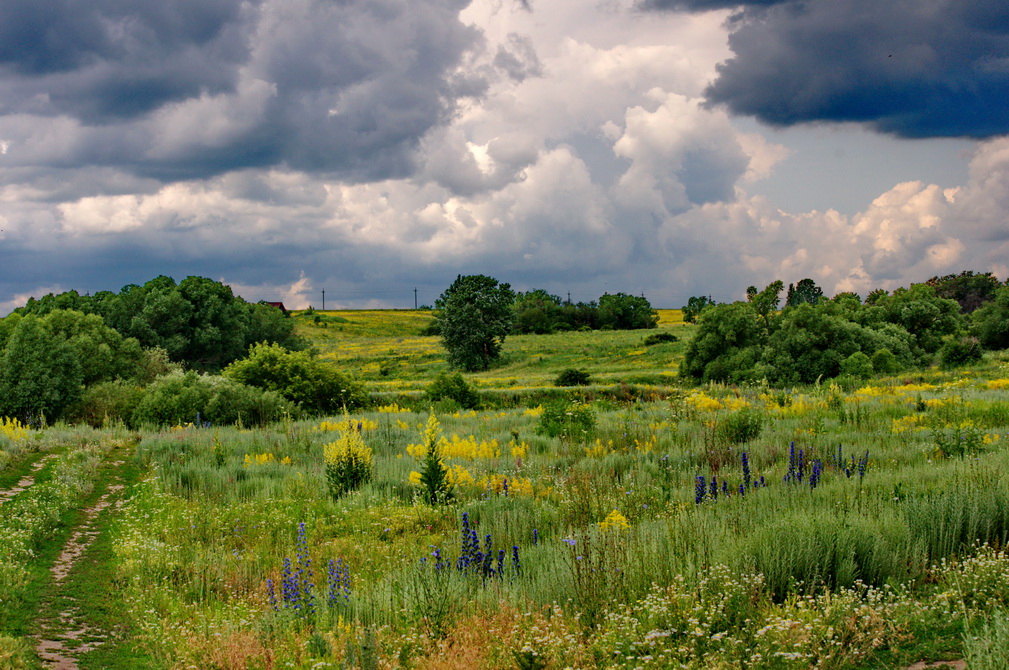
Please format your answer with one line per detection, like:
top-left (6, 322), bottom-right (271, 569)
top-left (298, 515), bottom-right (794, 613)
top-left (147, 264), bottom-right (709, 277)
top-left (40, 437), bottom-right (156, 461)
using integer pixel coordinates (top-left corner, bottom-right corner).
top-left (0, 315), bottom-right (82, 422)
top-left (598, 292), bottom-right (658, 330)
top-left (41, 309), bottom-right (144, 385)
top-left (785, 278), bottom-right (824, 307)
top-left (435, 274), bottom-right (516, 372)
top-left (972, 285), bottom-right (1009, 350)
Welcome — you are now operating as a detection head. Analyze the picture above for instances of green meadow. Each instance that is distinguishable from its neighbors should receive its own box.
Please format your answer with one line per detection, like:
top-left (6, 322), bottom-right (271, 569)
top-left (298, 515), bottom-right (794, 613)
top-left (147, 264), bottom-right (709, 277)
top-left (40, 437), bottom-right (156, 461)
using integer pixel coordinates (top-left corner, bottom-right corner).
top-left (3, 310), bottom-right (1009, 668)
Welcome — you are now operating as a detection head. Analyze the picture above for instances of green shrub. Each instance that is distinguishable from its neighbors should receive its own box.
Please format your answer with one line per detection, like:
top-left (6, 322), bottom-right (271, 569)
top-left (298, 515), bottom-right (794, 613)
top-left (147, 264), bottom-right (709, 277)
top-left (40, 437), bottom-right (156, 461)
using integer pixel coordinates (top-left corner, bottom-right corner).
top-left (742, 511), bottom-right (919, 599)
top-left (715, 410), bottom-right (763, 444)
top-left (940, 336), bottom-right (984, 368)
top-left (66, 380), bottom-right (144, 428)
top-left (642, 332), bottom-right (678, 346)
top-left (131, 371), bottom-right (295, 427)
top-left (870, 347), bottom-right (901, 374)
top-left (840, 351), bottom-right (874, 378)
top-left (202, 378), bottom-right (295, 426)
top-left (425, 371), bottom-right (480, 409)
top-left (131, 371), bottom-right (213, 427)
top-left (536, 399), bottom-right (596, 440)
top-left (417, 413), bottom-right (452, 504)
top-left (555, 368), bottom-right (591, 387)
top-left (223, 342), bottom-right (367, 413)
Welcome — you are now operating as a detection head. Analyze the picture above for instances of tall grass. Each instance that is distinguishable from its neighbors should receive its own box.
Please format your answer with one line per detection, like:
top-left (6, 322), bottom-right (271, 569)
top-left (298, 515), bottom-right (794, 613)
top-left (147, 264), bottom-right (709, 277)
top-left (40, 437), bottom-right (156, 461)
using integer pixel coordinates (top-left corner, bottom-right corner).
top-left (8, 348), bottom-right (1009, 666)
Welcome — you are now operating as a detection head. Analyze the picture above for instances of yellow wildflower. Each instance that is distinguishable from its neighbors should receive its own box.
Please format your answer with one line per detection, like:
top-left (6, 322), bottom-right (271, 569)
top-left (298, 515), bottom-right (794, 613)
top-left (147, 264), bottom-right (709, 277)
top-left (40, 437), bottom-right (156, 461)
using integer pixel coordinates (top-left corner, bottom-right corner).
top-left (599, 509), bottom-right (630, 531)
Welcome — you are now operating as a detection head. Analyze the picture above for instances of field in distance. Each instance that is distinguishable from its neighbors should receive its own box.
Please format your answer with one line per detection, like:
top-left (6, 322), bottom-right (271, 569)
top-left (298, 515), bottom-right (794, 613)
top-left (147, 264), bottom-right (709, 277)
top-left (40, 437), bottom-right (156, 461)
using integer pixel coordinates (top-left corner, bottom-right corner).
top-left (291, 308), bottom-right (691, 392)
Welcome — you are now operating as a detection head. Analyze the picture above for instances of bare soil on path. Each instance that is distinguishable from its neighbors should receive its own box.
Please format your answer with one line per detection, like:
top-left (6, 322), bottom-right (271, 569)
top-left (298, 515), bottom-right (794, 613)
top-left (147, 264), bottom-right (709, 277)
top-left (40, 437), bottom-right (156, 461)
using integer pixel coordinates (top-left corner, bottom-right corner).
top-left (25, 449), bottom-right (148, 670)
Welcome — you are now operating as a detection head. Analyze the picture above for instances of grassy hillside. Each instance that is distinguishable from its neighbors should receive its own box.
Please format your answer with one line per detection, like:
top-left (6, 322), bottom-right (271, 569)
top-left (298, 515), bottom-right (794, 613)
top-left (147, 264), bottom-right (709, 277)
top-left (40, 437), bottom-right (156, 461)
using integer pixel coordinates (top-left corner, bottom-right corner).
top-left (292, 309), bottom-right (695, 392)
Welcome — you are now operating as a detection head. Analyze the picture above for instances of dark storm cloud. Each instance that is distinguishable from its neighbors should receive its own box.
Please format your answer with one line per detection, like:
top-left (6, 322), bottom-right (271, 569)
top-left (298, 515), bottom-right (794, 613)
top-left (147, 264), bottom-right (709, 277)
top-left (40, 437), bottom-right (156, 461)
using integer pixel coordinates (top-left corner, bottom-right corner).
top-left (0, 0), bottom-right (483, 181)
top-left (0, 0), bottom-right (251, 120)
top-left (644, 0), bottom-right (1009, 139)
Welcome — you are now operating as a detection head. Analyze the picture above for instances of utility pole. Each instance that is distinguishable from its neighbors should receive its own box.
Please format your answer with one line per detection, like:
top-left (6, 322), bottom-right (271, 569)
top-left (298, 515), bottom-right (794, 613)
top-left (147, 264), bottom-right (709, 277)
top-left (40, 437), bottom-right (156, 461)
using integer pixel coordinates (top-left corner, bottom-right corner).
top-left (414, 287), bottom-right (418, 309)
top-left (322, 290), bottom-right (325, 311)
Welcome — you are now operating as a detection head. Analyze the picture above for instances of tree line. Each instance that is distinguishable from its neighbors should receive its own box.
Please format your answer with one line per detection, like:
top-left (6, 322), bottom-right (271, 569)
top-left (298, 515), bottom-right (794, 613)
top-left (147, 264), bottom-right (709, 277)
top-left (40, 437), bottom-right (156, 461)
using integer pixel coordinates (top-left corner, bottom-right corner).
top-left (680, 271), bottom-right (1009, 386)
top-left (430, 275), bottom-right (658, 371)
top-left (0, 276), bottom-right (358, 425)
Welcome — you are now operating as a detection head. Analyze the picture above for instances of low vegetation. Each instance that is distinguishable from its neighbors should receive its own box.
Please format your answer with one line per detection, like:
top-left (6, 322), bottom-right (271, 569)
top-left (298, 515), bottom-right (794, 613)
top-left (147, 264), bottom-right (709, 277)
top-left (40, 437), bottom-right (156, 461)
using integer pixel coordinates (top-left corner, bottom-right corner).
top-left (3, 270), bottom-right (1009, 668)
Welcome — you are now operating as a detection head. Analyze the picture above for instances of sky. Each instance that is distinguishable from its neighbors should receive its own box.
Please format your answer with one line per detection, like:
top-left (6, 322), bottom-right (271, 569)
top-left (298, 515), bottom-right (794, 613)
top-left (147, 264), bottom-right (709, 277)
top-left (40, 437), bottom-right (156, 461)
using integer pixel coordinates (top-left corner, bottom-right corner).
top-left (0, 0), bottom-right (1007, 313)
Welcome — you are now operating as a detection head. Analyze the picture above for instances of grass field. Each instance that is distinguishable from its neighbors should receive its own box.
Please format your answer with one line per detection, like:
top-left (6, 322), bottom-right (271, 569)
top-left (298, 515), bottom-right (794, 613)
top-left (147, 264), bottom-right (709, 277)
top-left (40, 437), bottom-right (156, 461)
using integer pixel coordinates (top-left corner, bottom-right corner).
top-left (294, 309), bottom-right (694, 392)
top-left (3, 312), bottom-right (1009, 668)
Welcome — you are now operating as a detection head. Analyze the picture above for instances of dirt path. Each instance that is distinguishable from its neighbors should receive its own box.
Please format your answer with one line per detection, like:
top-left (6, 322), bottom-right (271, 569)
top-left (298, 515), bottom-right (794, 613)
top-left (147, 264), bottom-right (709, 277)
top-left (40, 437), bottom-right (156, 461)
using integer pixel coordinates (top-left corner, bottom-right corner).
top-left (31, 457), bottom-right (138, 669)
top-left (0, 453), bottom-right (57, 504)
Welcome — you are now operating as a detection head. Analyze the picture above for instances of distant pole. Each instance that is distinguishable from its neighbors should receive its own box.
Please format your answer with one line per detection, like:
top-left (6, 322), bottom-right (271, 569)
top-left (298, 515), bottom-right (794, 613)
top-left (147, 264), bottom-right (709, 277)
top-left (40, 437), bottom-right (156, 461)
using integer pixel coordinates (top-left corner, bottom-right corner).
top-left (414, 287), bottom-right (418, 309)
top-left (322, 290), bottom-right (325, 311)
top-left (567, 292), bottom-right (571, 304)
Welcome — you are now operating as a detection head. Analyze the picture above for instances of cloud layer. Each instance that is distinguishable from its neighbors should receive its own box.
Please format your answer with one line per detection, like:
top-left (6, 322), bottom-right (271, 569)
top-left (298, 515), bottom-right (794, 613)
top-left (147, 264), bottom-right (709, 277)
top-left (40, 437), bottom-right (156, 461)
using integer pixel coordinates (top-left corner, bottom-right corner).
top-left (0, 0), bottom-right (1007, 315)
top-left (654, 0), bottom-right (1009, 138)
top-left (0, 0), bottom-right (482, 181)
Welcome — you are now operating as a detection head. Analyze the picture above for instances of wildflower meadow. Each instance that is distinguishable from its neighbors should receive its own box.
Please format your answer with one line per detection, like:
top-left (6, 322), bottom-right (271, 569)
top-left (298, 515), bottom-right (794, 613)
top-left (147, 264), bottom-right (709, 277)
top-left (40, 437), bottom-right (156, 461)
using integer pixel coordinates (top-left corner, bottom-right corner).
top-left (2, 310), bottom-right (1009, 668)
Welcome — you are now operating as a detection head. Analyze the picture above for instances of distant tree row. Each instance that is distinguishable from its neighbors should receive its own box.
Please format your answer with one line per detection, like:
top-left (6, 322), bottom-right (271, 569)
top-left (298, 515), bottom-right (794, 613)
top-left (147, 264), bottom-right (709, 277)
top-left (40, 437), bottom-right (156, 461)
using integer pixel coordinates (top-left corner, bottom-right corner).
top-left (14, 275), bottom-right (305, 371)
top-left (0, 276), bottom-right (356, 425)
top-left (680, 273), bottom-right (1009, 386)
top-left (430, 275), bottom-right (659, 372)
top-left (511, 289), bottom-right (658, 334)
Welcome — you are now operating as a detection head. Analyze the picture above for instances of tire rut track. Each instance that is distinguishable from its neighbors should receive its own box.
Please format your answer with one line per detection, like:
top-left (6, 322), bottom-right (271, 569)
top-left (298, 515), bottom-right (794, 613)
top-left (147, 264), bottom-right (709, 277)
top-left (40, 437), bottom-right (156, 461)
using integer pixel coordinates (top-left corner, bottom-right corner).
top-left (34, 460), bottom-right (129, 670)
top-left (0, 453), bottom-right (58, 505)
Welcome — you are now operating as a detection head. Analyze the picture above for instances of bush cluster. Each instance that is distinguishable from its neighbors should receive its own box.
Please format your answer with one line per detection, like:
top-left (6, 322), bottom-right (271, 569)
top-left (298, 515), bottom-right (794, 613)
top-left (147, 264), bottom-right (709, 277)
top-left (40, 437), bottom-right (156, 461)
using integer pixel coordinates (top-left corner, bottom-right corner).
top-left (424, 371), bottom-right (481, 409)
top-left (512, 290), bottom-right (657, 334)
top-left (681, 281), bottom-right (969, 385)
top-left (555, 369), bottom-right (591, 387)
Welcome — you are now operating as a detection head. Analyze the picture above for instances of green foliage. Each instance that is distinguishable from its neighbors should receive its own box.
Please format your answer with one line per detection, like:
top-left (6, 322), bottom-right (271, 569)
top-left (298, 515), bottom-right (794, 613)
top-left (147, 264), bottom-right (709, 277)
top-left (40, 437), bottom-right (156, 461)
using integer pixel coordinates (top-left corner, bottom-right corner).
top-left (972, 285), bottom-right (1009, 350)
top-left (435, 274), bottom-right (516, 372)
top-left (512, 289), bottom-right (565, 334)
top-left (927, 270), bottom-right (1003, 313)
top-left (964, 610), bottom-right (1009, 670)
top-left (417, 413), bottom-right (452, 504)
top-left (536, 399), bottom-right (596, 440)
top-left (840, 351), bottom-right (874, 378)
top-left (130, 371), bottom-right (211, 427)
top-left (747, 280), bottom-right (784, 329)
top-left (679, 302), bottom-right (765, 383)
top-left (681, 295), bottom-right (715, 324)
top-left (931, 423), bottom-right (985, 458)
top-left (40, 309), bottom-right (144, 385)
top-left (425, 371), bottom-right (481, 409)
top-left (875, 283), bottom-right (964, 355)
top-left (223, 342), bottom-right (367, 413)
top-left (66, 381), bottom-right (145, 428)
top-left (15, 275), bottom-right (303, 372)
top-left (940, 336), bottom-right (985, 368)
top-left (131, 371), bottom-right (294, 427)
top-left (744, 511), bottom-right (918, 599)
top-left (683, 286), bottom-right (947, 386)
top-left (715, 410), bottom-right (763, 444)
top-left (785, 278), bottom-right (824, 307)
top-left (871, 347), bottom-right (901, 374)
top-left (642, 332), bottom-right (677, 346)
top-left (555, 368), bottom-right (591, 387)
top-left (597, 293), bottom-right (658, 330)
top-left (0, 314), bottom-right (82, 422)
